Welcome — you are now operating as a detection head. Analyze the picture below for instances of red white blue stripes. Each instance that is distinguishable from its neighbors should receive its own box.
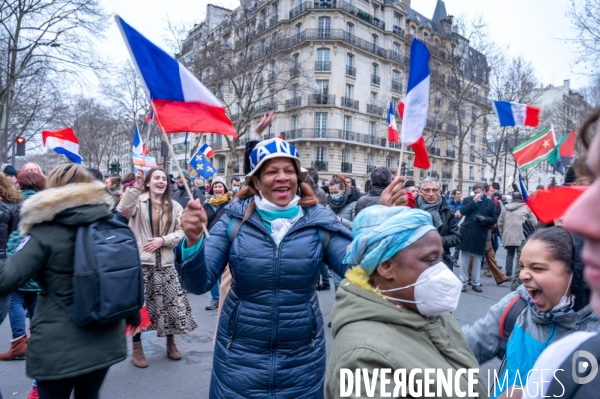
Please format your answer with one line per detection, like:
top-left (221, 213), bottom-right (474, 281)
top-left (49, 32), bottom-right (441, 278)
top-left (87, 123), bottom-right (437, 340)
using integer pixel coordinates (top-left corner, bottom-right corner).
top-left (116, 16), bottom-right (237, 138)
top-left (493, 101), bottom-right (540, 127)
top-left (387, 102), bottom-right (399, 143)
top-left (132, 125), bottom-right (149, 155)
top-left (199, 143), bottom-right (215, 159)
top-left (42, 127), bottom-right (83, 164)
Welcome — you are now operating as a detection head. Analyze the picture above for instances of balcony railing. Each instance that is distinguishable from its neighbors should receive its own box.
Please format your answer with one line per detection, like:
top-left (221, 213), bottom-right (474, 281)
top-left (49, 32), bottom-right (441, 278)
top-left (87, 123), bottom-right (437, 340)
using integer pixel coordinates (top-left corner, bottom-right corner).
top-left (212, 142), bottom-right (224, 151)
top-left (255, 104), bottom-right (277, 115)
top-left (367, 164), bottom-right (376, 173)
top-left (269, 15), bottom-right (279, 26)
top-left (427, 147), bottom-right (441, 156)
top-left (279, 128), bottom-right (389, 148)
top-left (346, 65), bottom-right (356, 77)
top-left (446, 150), bottom-right (456, 158)
top-left (366, 103), bottom-right (383, 116)
top-left (427, 119), bottom-right (443, 130)
top-left (442, 172), bottom-right (453, 179)
top-left (218, 167), bottom-right (225, 174)
top-left (392, 80), bottom-right (402, 92)
top-left (233, 164), bottom-right (240, 173)
top-left (341, 162), bottom-right (352, 173)
top-left (393, 25), bottom-right (404, 37)
top-left (289, 66), bottom-right (300, 77)
top-left (371, 74), bottom-right (380, 85)
top-left (341, 97), bottom-right (359, 110)
top-left (308, 94), bottom-right (335, 106)
top-left (285, 97), bottom-right (302, 110)
top-left (430, 171), bottom-right (440, 179)
top-left (289, 1), bottom-right (385, 30)
top-left (312, 160), bottom-right (328, 171)
top-left (315, 61), bottom-right (331, 71)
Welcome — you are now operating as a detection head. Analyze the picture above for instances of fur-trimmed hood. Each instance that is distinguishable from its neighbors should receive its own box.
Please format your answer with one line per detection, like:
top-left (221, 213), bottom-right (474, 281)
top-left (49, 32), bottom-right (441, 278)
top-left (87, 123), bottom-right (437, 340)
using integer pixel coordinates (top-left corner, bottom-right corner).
top-left (19, 181), bottom-right (114, 236)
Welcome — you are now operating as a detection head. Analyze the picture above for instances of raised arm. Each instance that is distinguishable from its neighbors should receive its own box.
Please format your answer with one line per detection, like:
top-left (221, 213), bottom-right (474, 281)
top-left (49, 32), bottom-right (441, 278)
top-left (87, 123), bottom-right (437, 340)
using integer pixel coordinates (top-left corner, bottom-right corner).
top-left (117, 170), bottom-right (144, 218)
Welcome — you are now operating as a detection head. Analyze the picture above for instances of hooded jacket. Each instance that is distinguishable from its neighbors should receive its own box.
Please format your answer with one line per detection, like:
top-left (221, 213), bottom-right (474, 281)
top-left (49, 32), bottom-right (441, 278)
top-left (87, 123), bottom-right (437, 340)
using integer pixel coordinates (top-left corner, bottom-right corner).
top-left (462, 237), bottom-right (597, 398)
top-left (354, 185), bottom-right (385, 215)
top-left (498, 201), bottom-right (538, 247)
top-left (174, 197), bottom-right (352, 398)
top-left (0, 182), bottom-right (139, 380)
top-left (326, 279), bottom-right (487, 398)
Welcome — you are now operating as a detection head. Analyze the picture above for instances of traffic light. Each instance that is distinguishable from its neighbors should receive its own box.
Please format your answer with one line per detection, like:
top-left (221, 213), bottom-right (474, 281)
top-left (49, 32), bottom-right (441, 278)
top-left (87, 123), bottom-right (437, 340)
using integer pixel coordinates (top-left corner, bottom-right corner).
top-left (15, 136), bottom-right (25, 156)
top-left (401, 162), bottom-right (406, 176)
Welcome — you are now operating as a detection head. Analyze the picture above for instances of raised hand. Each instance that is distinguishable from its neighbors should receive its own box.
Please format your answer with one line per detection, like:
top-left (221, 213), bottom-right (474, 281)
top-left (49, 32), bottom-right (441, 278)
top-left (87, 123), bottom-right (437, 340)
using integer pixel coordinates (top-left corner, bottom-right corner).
top-left (253, 110), bottom-right (277, 137)
top-left (134, 169), bottom-right (145, 189)
top-left (181, 199), bottom-right (208, 247)
top-left (379, 176), bottom-right (408, 207)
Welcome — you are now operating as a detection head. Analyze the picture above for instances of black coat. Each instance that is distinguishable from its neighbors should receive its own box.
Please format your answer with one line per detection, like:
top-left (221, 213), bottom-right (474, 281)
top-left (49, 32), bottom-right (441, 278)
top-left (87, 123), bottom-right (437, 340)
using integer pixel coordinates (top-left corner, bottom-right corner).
top-left (173, 186), bottom-right (205, 210)
top-left (415, 199), bottom-right (461, 268)
top-left (0, 201), bottom-right (20, 260)
top-left (354, 186), bottom-right (385, 215)
top-left (457, 196), bottom-right (497, 256)
top-left (204, 199), bottom-right (230, 231)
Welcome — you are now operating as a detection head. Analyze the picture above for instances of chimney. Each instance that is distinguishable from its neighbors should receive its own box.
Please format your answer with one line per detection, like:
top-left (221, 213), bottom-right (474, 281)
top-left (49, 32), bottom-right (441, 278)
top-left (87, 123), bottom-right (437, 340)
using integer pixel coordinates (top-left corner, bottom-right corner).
top-left (563, 79), bottom-right (570, 93)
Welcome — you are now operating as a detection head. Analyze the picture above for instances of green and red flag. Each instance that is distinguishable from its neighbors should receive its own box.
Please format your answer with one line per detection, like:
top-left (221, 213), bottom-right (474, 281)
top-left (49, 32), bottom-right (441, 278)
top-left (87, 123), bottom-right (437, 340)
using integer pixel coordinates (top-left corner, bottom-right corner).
top-left (548, 130), bottom-right (576, 175)
top-left (511, 125), bottom-right (557, 171)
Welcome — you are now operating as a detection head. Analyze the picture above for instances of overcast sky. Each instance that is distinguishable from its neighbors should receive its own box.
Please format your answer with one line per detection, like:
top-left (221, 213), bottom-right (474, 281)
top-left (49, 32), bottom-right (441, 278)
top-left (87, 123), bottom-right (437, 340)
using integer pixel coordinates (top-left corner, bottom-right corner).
top-left (99, 0), bottom-right (590, 91)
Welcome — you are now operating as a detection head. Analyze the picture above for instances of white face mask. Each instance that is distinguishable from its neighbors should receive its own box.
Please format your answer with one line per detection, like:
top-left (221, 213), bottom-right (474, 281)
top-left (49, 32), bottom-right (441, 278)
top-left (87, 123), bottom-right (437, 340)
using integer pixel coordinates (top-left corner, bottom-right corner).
top-left (380, 262), bottom-right (463, 317)
top-left (552, 274), bottom-right (574, 312)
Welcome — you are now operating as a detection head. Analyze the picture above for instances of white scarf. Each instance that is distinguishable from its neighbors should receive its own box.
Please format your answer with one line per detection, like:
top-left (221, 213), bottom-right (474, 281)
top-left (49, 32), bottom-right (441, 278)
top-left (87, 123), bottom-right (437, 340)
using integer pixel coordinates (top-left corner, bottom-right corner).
top-left (254, 195), bottom-right (303, 244)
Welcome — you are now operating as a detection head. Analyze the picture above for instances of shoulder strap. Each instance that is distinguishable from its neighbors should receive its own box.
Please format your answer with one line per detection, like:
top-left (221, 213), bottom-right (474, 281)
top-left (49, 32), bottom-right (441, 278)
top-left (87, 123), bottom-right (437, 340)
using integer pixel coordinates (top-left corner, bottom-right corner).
top-left (228, 217), bottom-right (242, 241)
top-left (497, 295), bottom-right (528, 360)
top-left (546, 333), bottom-right (600, 398)
top-left (319, 228), bottom-right (329, 251)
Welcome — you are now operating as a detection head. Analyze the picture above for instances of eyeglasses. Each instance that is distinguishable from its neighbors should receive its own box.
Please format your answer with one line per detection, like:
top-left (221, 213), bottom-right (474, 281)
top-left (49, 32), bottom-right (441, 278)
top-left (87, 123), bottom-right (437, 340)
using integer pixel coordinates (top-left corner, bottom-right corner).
top-left (421, 188), bottom-right (440, 194)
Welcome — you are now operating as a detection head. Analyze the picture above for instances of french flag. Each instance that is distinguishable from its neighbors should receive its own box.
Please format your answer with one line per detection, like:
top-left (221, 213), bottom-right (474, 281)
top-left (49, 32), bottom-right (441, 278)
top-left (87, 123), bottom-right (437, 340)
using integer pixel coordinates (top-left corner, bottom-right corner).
top-left (401, 38), bottom-right (430, 169)
top-left (42, 127), bottom-right (83, 164)
top-left (132, 125), bottom-right (149, 155)
top-left (493, 101), bottom-right (540, 127)
top-left (144, 112), bottom-right (153, 123)
top-left (116, 16), bottom-right (237, 138)
top-left (387, 102), bottom-right (399, 143)
top-left (199, 143), bottom-right (215, 159)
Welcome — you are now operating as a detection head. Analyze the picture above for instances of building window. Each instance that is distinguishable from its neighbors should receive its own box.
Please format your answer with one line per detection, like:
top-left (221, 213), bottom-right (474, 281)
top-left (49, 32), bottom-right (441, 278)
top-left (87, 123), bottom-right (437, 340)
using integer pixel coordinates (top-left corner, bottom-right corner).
top-left (367, 153), bottom-right (374, 166)
top-left (315, 112), bottom-right (327, 138)
top-left (433, 136), bottom-right (438, 149)
top-left (318, 17), bottom-right (331, 38)
top-left (316, 48), bottom-right (330, 71)
top-left (393, 42), bottom-right (401, 55)
top-left (343, 115), bottom-right (352, 134)
top-left (469, 166), bottom-right (474, 180)
top-left (392, 97), bottom-right (400, 111)
top-left (314, 146), bottom-right (327, 161)
top-left (342, 149), bottom-right (350, 163)
top-left (372, 63), bottom-right (379, 77)
top-left (291, 115), bottom-right (298, 132)
top-left (435, 90), bottom-right (441, 107)
top-left (346, 22), bottom-right (354, 36)
top-left (470, 146), bottom-right (475, 162)
top-left (471, 126), bottom-right (476, 143)
top-left (295, 23), bottom-right (302, 40)
top-left (345, 84), bottom-right (353, 99)
top-left (218, 157), bottom-right (225, 171)
top-left (369, 122), bottom-right (376, 140)
top-left (347, 53), bottom-right (354, 67)
top-left (410, 26), bottom-right (415, 35)
top-left (386, 156), bottom-right (394, 169)
top-left (370, 91), bottom-right (377, 104)
top-left (315, 79), bottom-right (329, 95)
top-left (394, 13), bottom-right (401, 28)
top-left (447, 139), bottom-right (453, 151)
top-left (372, 34), bottom-right (378, 48)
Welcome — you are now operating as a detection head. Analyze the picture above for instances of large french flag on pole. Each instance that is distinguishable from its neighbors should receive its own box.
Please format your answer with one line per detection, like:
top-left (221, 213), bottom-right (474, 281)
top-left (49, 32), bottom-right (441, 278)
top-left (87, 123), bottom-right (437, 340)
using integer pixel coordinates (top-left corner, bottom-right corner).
top-left (401, 38), bottom-right (431, 169)
top-left (115, 16), bottom-right (237, 139)
top-left (42, 127), bottom-right (83, 164)
top-left (387, 102), bottom-right (399, 143)
top-left (493, 101), bottom-right (540, 127)
top-left (132, 125), bottom-right (150, 155)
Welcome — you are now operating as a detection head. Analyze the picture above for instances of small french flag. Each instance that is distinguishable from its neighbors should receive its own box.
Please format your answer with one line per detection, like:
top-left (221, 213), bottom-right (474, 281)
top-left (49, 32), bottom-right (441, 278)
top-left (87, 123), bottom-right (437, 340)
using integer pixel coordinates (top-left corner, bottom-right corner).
top-left (42, 127), bottom-right (83, 164)
top-left (387, 102), bottom-right (399, 143)
top-left (143, 112), bottom-right (153, 123)
top-left (493, 101), bottom-right (540, 127)
top-left (132, 125), bottom-right (149, 155)
top-left (199, 143), bottom-right (215, 159)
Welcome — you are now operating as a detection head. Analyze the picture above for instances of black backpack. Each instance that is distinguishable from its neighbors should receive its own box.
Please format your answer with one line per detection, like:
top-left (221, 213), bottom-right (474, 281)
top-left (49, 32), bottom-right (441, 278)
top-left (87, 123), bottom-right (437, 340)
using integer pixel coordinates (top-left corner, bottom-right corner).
top-left (48, 217), bottom-right (144, 328)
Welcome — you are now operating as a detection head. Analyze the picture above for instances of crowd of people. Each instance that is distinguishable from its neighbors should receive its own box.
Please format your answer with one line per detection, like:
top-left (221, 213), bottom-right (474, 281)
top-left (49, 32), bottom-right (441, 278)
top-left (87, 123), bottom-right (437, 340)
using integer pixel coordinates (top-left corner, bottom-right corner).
top-left (0, 108), bottom-right (598, 398)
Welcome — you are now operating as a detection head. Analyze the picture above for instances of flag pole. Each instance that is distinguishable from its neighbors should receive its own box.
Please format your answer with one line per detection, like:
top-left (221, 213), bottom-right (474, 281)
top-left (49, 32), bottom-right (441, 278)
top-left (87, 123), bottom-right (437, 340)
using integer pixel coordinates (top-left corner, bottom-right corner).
top-left (398, 144), bottom-right (405, 176)
top-left (159, 128), bottom-right (210, 239)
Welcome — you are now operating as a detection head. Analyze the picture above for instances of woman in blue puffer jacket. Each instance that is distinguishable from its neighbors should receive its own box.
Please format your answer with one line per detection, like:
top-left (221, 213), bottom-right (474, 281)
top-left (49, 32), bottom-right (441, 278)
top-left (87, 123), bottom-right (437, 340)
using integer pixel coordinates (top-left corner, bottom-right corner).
top-left (174, 117), bottom-right (361, 396)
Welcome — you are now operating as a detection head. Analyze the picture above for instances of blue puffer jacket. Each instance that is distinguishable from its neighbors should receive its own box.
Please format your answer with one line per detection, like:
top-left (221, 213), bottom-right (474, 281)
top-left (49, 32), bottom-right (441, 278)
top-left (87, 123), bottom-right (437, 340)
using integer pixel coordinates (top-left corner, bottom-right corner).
top-left (174, 197), bottom-right (352, 398)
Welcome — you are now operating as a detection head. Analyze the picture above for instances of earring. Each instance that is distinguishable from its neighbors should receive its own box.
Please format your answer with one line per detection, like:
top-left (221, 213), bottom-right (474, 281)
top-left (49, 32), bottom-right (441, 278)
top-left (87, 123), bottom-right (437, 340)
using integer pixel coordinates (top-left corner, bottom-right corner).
top-left (297, 187), bottom-right (302, 196)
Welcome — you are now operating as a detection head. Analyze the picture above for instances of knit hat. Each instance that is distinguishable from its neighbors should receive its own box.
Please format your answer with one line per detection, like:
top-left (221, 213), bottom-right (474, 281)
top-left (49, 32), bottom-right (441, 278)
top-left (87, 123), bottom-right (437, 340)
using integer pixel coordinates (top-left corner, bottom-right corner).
top-left (344, 205), bottom-right (436, 275)
top-left (244, 137), bottom-right (307, 184)
top-left (3, 165), bottom-right (17, 177)
top-left (180, 170), bottom-right (191, 181)
top-left (208, 176), bottom-right (229, 195)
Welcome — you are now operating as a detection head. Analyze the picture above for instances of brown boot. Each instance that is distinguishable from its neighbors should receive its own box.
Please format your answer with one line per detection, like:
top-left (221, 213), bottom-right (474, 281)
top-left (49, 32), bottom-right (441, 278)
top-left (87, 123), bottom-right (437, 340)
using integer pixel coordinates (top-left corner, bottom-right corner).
top-left (166, 335), bottom-right (182, 360)
top-left (0, 335), bottom-right (28, 360)
top-left (132, 341), bottom-right (148, 368)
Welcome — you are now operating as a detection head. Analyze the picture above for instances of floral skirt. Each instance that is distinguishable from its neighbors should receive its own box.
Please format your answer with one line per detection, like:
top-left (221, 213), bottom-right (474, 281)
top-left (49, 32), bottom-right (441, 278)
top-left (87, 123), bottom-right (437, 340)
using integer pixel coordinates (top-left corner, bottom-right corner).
top-left (141, 250), bottom-right (198, 336)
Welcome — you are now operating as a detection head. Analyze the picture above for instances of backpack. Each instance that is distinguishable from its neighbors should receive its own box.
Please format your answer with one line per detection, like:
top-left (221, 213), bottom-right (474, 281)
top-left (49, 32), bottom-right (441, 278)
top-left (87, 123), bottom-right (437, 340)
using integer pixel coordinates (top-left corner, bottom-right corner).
top-left (497, 295), bottom-right (528, 360)
top-left (48, 217), bottom-right (144, 328)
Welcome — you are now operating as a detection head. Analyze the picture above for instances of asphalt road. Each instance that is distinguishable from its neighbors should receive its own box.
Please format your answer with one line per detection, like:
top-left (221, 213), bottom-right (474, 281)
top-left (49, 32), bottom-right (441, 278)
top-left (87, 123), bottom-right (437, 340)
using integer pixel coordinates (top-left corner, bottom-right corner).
top-left (0, 247), bottom-right (512, 398)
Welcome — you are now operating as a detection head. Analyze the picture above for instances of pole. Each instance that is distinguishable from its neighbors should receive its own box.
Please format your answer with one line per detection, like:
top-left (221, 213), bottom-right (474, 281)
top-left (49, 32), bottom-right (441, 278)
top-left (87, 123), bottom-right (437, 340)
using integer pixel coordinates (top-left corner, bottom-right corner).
top-left (503, 135), bottom-right (508, 193)
top-left (397, 144), bottom-right (405, 176)
top-left (3, 43), bottom-right (10, 165)
top-left (160, 129), bottom-right (209, 238)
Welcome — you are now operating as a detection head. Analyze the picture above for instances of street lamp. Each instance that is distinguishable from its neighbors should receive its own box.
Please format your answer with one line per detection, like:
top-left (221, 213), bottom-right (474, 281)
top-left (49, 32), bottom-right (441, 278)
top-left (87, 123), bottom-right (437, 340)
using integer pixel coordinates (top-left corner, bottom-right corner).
top-left (4, 41), bottom-right (60, 166)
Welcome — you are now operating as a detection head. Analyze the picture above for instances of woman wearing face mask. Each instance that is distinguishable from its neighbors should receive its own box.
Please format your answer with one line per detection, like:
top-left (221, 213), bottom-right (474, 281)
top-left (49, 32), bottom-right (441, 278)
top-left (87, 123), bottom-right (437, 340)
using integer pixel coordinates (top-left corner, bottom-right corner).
top-left (117, 168), bottom-right (197, 368)
top-left (174, 128), bottom-right (360, 397)
top-left (203, 176), bottom-right (231, 311)
top-left (326, 175), bottom-right (360, 229)
top-left (463, 226), bottom-right (599, 398)
top-left (325, 205), bottom-right (487, 398)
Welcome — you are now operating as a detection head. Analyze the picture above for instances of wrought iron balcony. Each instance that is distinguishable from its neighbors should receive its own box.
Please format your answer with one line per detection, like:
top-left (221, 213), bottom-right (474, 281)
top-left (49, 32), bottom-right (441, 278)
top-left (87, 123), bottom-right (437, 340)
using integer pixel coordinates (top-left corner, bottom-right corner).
top-left (341, 97), bottom-right (359, 110)
top-left (315, 61), bottom-right (331, 72)
top-left (447, 124), bottom-right (458, 134)
top-left (341, 162), bottom-right (352, 173)
top-left (285, 97), bottom-right (302, 110)
top-left (393, 25), bottom-right (404, 37)
top-left (269, 15), bottom-right (279, 26)
top-left (406, 169), bottom-right (414, 177)
top-left (217, 167), bottom-right (225, 174)
top-left (367, 164), bottom-right (376, 173)
top-left (371, 74), bottom-right (380, 85)
top-left (366, 103), bottom-right (383, 116)
top-left (346, 65), bottom-right (356, 77)
top-left (279, 128), bottom-right (388, 148)
top-left (308, 94), bottom-right (335, 106)
top-left (427, 147), bottom-right (441, 156)
top-left (446, 150), bottom-right (456, 158)
top-left (442, 172), bottom-right (453, 179)
top-left (312, 160), bottom-right (328, 172)
top-left (392, 80), bottom-right (402, 92)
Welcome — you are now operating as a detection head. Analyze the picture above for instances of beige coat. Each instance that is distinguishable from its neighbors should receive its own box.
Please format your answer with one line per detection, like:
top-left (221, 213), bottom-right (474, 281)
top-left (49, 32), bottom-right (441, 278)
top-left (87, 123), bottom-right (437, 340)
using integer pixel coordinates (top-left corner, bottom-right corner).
top-left (498, 201), bottom-right (538, 247)
top-left (117, 186), bottom-right (184, 266)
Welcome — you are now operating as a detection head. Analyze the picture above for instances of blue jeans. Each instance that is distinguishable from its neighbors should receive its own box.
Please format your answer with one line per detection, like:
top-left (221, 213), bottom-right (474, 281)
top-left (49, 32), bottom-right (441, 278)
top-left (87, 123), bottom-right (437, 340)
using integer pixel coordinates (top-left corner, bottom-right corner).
top-left (9, 291), bottom-right (37, 339)
top-left (332, 271), bottom-right (343, 291)
top-left (320, 263), bottom-right (330, 287)
top-left (209, 278), bottom-right (221, 302)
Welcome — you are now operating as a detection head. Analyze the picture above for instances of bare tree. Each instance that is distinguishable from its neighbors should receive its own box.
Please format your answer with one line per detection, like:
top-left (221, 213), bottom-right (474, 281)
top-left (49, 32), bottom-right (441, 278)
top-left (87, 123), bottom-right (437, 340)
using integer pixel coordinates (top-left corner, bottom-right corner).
top-left (0, 0), bottom-right (108, 162)
top-left (180, 2), bottom-right (312, 181)
top-left (71, 97), bottom-right (117, 169)
top-left (569, 0), bottom-right (600, 66)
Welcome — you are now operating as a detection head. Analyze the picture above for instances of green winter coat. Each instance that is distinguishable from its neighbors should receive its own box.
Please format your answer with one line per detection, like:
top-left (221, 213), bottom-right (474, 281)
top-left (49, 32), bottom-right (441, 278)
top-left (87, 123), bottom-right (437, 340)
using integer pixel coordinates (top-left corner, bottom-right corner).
top-left (0, 182), bottom-right (138, 381)
top-left (6, 189), bottom-right (40, 292)
top-left (325, 279), bottom-right (488, 399)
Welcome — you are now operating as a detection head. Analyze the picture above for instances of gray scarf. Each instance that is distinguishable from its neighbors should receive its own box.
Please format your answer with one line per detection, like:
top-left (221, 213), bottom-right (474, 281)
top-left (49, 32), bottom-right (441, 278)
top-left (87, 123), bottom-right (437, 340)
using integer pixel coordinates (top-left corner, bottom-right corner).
top-left (417, 194), bottom-right (444, 229)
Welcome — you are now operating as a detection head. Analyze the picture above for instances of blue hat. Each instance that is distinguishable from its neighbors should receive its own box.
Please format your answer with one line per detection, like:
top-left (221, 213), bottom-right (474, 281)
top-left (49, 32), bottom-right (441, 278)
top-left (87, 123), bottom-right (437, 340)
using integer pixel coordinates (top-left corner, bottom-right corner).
top-left (245, 138), bottom-right (307, 184)
top-left (344, 205), bottom-right (437, 275)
